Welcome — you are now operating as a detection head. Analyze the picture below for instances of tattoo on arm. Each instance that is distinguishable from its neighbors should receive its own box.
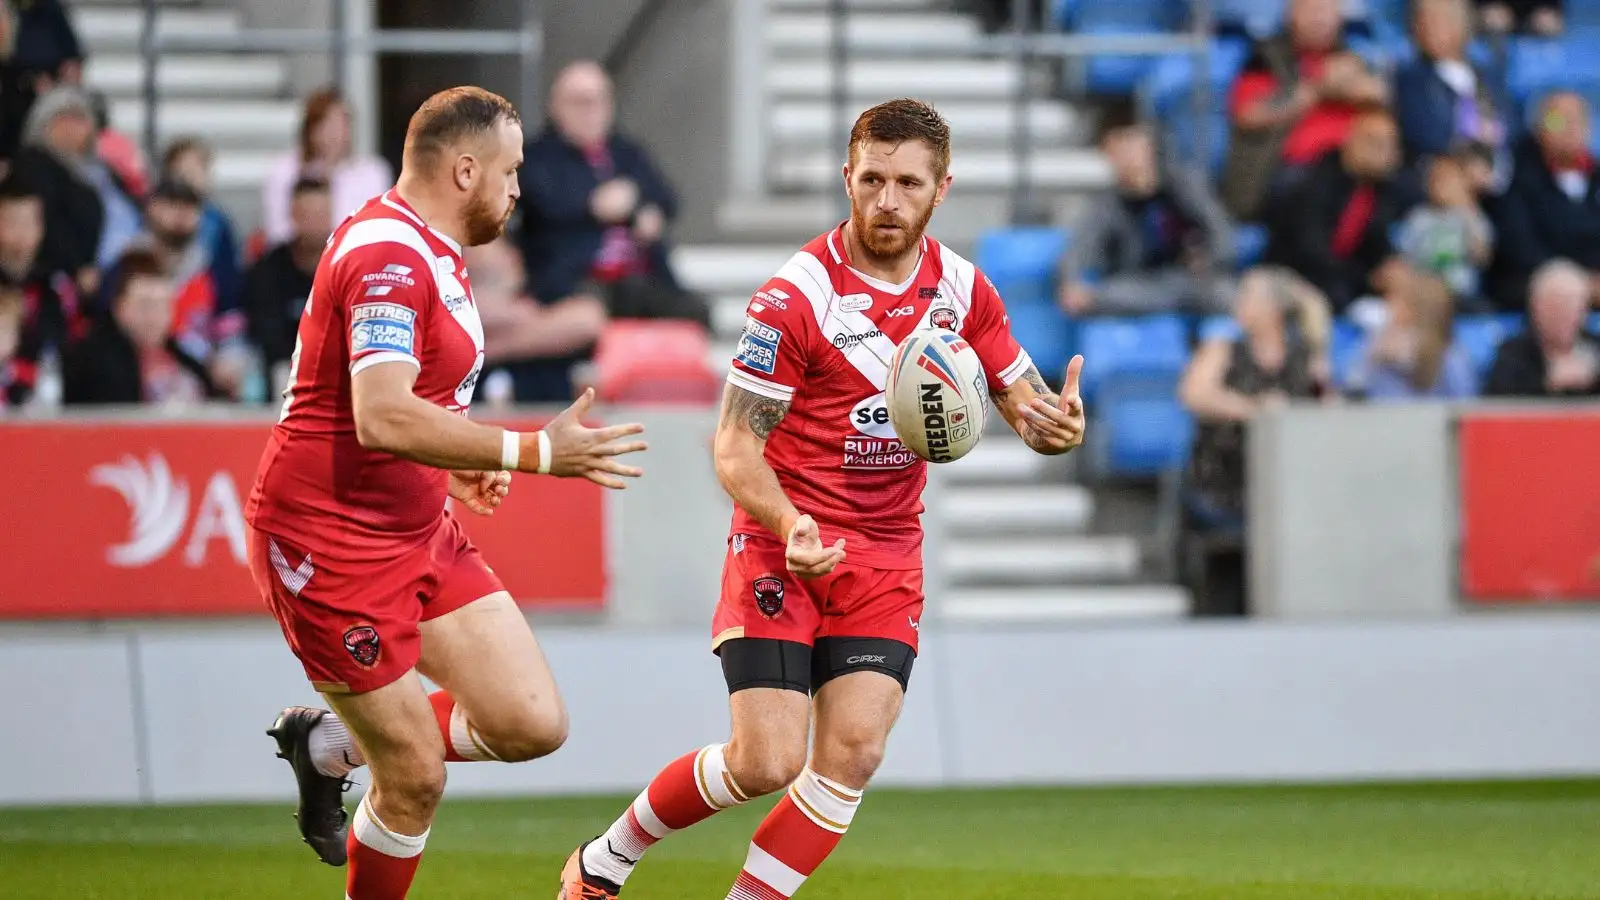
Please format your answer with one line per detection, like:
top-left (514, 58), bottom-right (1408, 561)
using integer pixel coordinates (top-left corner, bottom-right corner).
top-left (723, 385), bottom-right (791, 440)
top-left (1022, 365), bottom-right (1056, 403)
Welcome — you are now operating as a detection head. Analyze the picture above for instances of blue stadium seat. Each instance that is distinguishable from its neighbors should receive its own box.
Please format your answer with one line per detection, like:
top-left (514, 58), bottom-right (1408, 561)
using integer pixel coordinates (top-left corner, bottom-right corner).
top-left (1454, 314), bottom-right (1524, 376)
top-left (975, 227), bottom-right (1070, 285)
top-left (1211, 0), bottom-right (1284, 36)
top-left (1233, 223), bottom-right (1268, 270)
top-left (1071, 0), bottom-right (1184, 30)
top-left (1077, 314), bottom-right (1190, 401)
top-left (1085, 25), bottom-right (1164, 96)
top-left (1144, 39), bottom-right (1251, 116)
top-left (1006, 300), bottom-right (1075, 381)
top-left (1102, 388), bottom-right (1195, 476)
top-left (1329, 318), bottom-right (1367, 390)
top-left (1507, 33), bottom-right (1600, 103)
top-left (1162, 105), bottom-right (1231, 176)
top-left (1588, 311), bottom-right (1600, 333)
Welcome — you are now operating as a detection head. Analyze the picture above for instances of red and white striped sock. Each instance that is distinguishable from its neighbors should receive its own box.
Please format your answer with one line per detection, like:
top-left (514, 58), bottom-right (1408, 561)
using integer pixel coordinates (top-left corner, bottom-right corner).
top-left (345, 792), bottom-right (428, 900)
top-left (428, 691), bottom-right (502, 762)
top-left (581, 743), bottom-right (750, 885)
top-left (726, 767), bottom-right (863, 899)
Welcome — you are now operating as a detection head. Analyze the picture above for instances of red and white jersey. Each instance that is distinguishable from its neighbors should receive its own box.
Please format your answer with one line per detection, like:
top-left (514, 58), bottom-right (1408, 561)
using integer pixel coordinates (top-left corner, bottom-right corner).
top-left (246, 190), bottom-right (486, 556)
top-left (728, 226), bottom-right (1032, 568)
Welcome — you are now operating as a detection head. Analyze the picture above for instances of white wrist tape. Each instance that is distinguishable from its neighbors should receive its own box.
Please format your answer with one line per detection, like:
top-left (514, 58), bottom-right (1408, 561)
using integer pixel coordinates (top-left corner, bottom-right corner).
top-left (536, 430), bottom-right (552, 475)
top-left (500, 429), bottom-right (520, 471)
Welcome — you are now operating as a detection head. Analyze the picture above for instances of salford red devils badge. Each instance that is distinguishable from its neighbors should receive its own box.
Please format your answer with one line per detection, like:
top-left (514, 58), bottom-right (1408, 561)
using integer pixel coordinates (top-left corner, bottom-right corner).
top-left (752, 575), bottom-right (785, 618)
top-left (343, 625), bottom-right (381, 667)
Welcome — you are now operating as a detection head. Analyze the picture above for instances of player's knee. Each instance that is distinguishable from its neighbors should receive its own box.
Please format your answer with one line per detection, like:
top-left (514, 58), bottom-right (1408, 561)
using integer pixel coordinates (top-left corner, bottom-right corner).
top-left (479, 700), bottom-right (569, 762)
top-left (726, 742), bottom-right (807, 797)
top-left (815, 726), bottom-right (889, 787)
top-left (380, 755), bottom-right (448, 819)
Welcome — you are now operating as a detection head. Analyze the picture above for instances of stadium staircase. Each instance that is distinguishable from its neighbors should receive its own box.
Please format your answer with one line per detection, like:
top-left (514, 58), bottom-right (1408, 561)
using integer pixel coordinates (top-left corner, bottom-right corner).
top-left (671, 0), bottom-right (1187, 622)
top-left (72, 0), bottom-right (305, 230)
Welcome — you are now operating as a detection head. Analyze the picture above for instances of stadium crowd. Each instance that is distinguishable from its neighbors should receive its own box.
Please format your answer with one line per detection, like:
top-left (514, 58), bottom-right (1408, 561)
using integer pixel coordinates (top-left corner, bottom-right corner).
top-left (0, 0), bottom-right (704, 412)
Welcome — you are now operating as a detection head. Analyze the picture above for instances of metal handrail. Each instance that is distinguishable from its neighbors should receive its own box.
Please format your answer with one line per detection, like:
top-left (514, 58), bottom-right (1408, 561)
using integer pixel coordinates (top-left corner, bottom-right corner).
top-left (136, 0), bottom-right (543, 165)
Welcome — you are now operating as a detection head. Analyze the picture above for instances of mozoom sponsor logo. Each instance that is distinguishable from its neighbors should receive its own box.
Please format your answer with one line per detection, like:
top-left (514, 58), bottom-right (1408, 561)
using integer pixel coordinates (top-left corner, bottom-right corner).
top-left (832, 329), bottom-right (884, 349)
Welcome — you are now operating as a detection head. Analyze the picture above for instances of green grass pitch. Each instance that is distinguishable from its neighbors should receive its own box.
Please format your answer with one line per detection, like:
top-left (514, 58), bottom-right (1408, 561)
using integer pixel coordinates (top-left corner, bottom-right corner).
top-left (3, 780), bottom-right (1598, 898)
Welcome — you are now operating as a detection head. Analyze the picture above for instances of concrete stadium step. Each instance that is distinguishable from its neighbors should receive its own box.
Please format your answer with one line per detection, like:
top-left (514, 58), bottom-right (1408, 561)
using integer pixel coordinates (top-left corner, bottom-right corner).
top-left (773, 148), bottom-right (1110, 191)
top-left (946, 534), bottom-right (1141, 584)
top-left (711, 294), bottom-right (754, 338)
top-left (940, 484), bottom-right (1093, 534)
top-left (936, 440), bottom-right (1047, 483)
top-left (672, 244), bottom-right (794, 298)
top-left (212, 151), bottom-right (284, 192)
top-left (768, 13), bottom-right (980, 53)
top-left (715, 193), bottom-right (1014, 254)
top-left (772, 0), bottom-right (945, 9)
top-left (771, 99), bottom-right (1083, 146)
top-left (72, 6), bottom-right (241, 52)
top-left (85, 54), bottom-right (288, 99)
top-left (768, 59), bottom-right (1022, 99)
top-left (109, 98), bottom-right (299, 148)
top-left (940, 585), bottom-right (1191, 622)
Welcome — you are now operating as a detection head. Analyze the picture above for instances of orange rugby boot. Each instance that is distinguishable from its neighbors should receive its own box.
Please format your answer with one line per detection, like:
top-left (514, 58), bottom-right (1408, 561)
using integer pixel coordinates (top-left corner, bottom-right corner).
top-left (557, 840), bottom-right (624, 899)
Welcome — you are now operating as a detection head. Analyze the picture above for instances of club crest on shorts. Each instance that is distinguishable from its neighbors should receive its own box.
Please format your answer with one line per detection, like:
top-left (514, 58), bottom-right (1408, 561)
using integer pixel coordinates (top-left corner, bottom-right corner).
top-left (343, 624), bottom-right (381, 667)
top-left (929, 306), bottom-right (957, 330)
top-left (752, 574), bottom-right (785, 618)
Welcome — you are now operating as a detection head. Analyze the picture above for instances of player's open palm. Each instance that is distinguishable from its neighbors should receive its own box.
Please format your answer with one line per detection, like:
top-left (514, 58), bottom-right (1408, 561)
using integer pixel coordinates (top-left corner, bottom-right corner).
top-left (786, 514), bottom-right (845, 579)
top-left (543, 388), bottom-right (649, 489)
top-left (450, 470), bottom-right (510, 516)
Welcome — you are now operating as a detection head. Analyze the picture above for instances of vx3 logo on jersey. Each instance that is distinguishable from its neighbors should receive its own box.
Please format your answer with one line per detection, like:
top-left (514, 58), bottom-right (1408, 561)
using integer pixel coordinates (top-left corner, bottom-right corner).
top-left (885, 306), bottom-right (917, 317)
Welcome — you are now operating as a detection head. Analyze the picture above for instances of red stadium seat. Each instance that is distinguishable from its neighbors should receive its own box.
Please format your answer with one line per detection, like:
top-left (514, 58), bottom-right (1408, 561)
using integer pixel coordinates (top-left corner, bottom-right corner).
top-left (592, 319), bottom-right (721, 405)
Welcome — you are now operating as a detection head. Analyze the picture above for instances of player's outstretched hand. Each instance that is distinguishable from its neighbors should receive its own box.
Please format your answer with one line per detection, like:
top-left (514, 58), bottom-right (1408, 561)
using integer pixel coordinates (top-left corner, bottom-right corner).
top-left (539, 388), bottom-right (648, 489)
top-left (1016, 355), bottom-right (1086, 455)
top-left (450, 470), bottom-right (511, 516)
top-left (786, 514), bottom-right (845, 580)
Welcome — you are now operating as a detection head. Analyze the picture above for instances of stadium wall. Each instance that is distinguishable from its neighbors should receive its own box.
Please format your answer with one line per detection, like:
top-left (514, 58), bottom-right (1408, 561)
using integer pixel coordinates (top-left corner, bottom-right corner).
top-left (4, 615), bottom-right (1600, 806)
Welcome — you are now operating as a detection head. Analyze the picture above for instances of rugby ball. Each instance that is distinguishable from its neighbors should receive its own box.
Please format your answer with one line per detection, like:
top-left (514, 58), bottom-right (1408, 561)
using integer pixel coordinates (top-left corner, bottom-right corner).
top-left (886, 327), bottom-right (989, 464)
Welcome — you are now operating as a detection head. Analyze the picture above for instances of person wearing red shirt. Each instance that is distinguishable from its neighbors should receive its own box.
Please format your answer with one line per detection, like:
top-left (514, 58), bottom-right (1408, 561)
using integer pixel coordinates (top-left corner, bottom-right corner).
top-left (1222, 0), bottom-right (1389, 220)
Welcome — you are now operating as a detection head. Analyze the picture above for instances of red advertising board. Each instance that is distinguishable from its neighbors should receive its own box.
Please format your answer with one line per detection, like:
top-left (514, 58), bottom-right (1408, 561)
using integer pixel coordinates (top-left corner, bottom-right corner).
top-left (1458, 412), bottom-right (1600, 602)
top-left (0, 419), bottom-right (606, 619)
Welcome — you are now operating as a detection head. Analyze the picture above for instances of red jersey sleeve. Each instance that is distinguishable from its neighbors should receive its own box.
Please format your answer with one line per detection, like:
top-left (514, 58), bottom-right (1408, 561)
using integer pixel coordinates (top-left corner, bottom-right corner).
top-left (726, 278), bottom-right (812, 403)
top-left (964, 269), bottom-right (1035, 393)
top-left (331, 233), bottom-right (435, 377)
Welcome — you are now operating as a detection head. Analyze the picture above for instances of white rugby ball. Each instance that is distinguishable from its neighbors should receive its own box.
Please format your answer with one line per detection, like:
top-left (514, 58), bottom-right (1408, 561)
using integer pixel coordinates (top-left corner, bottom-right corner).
top-left (886, 327), bottom-right (989, 464)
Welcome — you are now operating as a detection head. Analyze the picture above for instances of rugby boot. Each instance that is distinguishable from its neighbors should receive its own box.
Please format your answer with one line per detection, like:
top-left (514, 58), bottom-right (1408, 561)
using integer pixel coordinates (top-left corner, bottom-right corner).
top-left (268, 705), bottom-right (353, 866)
top-left (557, 840), bottom-right (625, 899)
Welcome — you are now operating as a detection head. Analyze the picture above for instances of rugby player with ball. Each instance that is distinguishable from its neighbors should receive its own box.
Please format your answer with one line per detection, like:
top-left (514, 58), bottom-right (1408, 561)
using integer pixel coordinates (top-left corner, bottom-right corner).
top-left (558, 98), bottom-right (1087, 900)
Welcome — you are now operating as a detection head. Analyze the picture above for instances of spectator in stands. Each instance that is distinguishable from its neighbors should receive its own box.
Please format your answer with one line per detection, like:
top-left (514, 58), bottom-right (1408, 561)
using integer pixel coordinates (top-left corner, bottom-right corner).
top-left (1476, 0), bottom-right (1563, 36)
top-left (0, 175), bottom-right (76, 405)
top-left (243, 178), bottom-right (328, 395)
top-left (1265, 109), bottom-right (1407, 312)
top-left (113, 179), bottom-right (250, 398)
top-left (1057, 101), bottom-right (1234, 316)
top-left (1179, 266), bottom-right (1332, 614)
top-left (1221, 0), bottom-right (1388, 221)
top-left (1484, 258), bottom-right (1600, 395)
top-left (1484, 91), bottom-right (1600, 310)
top-left (467, 234), bottom-right (607, 405)
top-left (0, 0), bottom-right (83, 163)
top-left (1350, 269), bottom-right (1479, 398)
top-left (519, 61), bottom-right (709, 337)
top-left (1396, 152), bottom-right (1495, 307)
top-left (64, 247), bottom-right (213, 406)
top-left (260, 87), bottom-right (391, 246)
top-left (89, 89), bottom-right (149, 199)
top-left (164, 136), bottom-right (241, 318)
top-left (1394, 0), bottom-right (1508, 166)
top-left (9, 85), bottom-right (101, 293)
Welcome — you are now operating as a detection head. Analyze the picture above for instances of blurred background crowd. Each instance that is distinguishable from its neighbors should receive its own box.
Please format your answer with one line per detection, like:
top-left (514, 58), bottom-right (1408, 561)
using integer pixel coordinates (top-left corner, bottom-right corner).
top-left (1, 0), bottom-right (1597, 618)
